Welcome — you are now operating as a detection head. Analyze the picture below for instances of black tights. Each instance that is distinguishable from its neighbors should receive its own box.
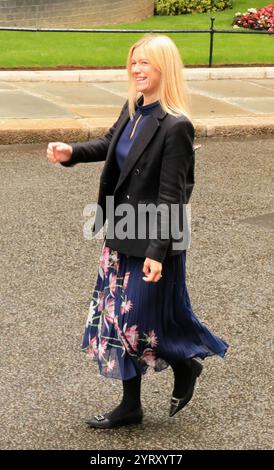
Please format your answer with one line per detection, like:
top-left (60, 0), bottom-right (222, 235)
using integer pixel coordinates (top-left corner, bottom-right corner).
top-left (169, 359), bottom-right (192, 398)
top-left (109, 359), bottom-right (190, 418)
top-left (109, 372), bottom-right (142, 420)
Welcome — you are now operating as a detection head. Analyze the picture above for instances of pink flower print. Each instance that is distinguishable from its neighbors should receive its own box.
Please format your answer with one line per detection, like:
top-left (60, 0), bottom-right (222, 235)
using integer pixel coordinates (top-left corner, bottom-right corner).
top-left (123, 324), bottom-right (139, 352)
top-left (109, 273), bottom-right (117, 295)
top-left (110, 252), bottom-right (119, 272)
top-left (86, 336), bottom-right (97, 359)
top-left (98, 338), bottom-right (108, 360)
top-left (104, 358), bottom-right (116, 373)
top-left (120, 299), bottom-right (133, 315)
top-left (114, 261), bottom-right (119, 272)
top-left (147, 330), bottom-right (158, 348)
top-left (86, 346), bottom-right (94, 360)
top-left (90, 336), bottom-right (98, 351)
top-left (105, 298), bottom-right (114, 314)
top-left (115, 323), bottom-right (132, 354)
top-left (100, 246), bottom-right (110, 275)
top-left (98, 291), bottom-right (104, 312)
top-left (140, 349), bottom-right (156, 367)
top-left (123, 272), bottom-right (130, 290)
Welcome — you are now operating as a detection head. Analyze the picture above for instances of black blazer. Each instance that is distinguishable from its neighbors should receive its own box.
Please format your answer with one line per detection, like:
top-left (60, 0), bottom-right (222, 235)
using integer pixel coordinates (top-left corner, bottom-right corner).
top-left (61, 96), bottom-right (195, 263)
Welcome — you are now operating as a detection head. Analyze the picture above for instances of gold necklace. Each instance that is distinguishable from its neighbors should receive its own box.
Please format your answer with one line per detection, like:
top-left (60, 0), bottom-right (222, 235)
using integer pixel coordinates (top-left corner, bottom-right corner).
top-left (130, 114), bottom-right (142, 140)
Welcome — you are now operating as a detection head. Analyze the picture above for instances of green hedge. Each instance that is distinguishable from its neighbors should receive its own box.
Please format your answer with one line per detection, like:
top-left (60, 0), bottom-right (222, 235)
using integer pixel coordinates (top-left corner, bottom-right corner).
top-left (154, 0), bottom-right (233, 15)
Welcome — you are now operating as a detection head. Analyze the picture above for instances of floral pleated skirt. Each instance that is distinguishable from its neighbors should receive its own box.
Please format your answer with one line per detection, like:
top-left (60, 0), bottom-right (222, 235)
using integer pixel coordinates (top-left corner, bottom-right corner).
top-left (82, 240), bottom-right (229, 380)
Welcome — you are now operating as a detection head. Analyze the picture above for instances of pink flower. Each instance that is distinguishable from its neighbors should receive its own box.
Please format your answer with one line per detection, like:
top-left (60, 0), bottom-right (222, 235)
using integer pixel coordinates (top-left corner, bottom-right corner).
top-left (100, 246), bottom-right (110, 275)
top-left (234, 5), bottom-right (274, 31)
top-left (105, 298), bottom-right (114, 315)
top-left (104, 359), bottom-right (116, 373)
top-left (98, 291), bottom-right (104, 312)
top-left (120, 299), bottom-right (133, 315)
top-left (86, 336), bottom-right (97, 359)
top-left (140, 349), bottom-right (156, 367)
top-left (109, 273), bottom-right (117, 295)
top-left (98, 338), bottom-right (108, 360)
top-left (86, 347), bottom-right (95, 359)
top-left (111, 321), bottom-right (131, 354)
top-left (147, 330), bottom-right (158, 348)
top-left (123, 272), bottom-right (130, 289)
top-left (123, 324), bottom-right (139, 352)
top-left (114, 261), bottom-right (119, 272)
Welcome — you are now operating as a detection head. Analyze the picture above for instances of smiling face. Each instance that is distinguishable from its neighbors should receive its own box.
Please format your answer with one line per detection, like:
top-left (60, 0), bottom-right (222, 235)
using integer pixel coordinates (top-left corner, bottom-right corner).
top-left (130, 46), bottom-right (161, 105)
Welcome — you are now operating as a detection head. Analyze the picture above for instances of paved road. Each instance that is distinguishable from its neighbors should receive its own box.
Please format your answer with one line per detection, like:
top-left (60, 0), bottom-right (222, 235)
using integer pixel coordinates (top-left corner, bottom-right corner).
top-left (0, 138), bottom-right (273, 450)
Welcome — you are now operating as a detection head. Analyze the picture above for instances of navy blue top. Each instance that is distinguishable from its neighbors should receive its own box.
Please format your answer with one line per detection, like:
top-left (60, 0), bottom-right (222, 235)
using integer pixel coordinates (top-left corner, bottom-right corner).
top-left (115, 99), bottom-right (160, 171)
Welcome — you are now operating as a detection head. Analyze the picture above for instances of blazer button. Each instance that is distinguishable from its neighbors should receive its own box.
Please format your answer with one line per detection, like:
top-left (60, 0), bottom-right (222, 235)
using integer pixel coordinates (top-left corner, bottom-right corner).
top-left (134, 168), bottom-right (140, 175)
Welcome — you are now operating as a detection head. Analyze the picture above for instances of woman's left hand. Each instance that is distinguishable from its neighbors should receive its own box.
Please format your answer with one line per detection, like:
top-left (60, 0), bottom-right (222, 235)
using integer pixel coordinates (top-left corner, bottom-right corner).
top-left (142, 258), bottom-right (162, 283)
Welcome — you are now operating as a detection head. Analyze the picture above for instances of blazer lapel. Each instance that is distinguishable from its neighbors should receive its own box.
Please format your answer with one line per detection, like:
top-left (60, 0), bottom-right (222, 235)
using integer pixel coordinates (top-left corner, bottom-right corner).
top-left (103, 96), bottom-right (167, 192)
top-left (114, 115), bottom-right (160, 193)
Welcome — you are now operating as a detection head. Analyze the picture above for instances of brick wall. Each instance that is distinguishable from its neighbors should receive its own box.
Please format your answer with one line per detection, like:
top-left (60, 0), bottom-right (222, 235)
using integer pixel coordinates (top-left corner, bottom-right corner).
top-left (0, 0), bottom-right (154, 27)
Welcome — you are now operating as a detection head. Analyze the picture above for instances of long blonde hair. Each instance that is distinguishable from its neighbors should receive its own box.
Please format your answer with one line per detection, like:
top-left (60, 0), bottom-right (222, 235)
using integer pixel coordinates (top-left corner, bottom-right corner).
top-left (126, 34), bottom-right (192, 122)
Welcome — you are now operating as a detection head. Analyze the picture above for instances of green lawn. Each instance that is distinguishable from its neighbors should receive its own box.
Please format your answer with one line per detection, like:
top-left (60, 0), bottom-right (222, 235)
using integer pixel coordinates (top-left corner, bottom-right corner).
top-left (0, 0), bottom-right (273, 67)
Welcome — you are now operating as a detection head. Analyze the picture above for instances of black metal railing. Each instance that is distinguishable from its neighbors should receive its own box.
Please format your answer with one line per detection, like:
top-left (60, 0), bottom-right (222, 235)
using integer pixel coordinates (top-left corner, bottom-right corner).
top-left (0, 17), bottom-right (272, 67)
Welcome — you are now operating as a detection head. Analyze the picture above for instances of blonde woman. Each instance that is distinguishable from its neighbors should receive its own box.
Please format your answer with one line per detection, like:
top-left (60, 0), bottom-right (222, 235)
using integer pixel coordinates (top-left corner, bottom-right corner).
top-left (47, 34), bottom-right (228, 428)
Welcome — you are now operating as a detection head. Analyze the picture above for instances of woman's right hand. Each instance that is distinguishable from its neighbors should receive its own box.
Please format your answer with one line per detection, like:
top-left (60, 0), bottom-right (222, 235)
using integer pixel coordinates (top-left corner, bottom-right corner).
top-left (47, 142), bottom-right (73, 163)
